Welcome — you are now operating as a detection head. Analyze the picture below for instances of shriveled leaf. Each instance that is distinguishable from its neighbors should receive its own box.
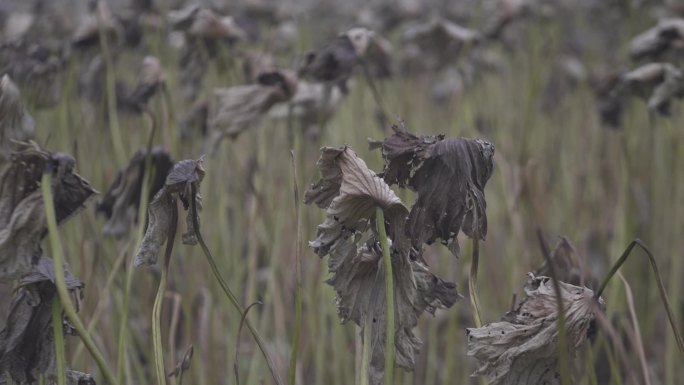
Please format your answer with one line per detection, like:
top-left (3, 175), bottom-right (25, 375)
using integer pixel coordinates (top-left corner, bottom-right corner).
top-left (134, 157), bottom-right (205, 267)
top-left (629, 18), bottom-right (684, 61)
top-left (535, 236), bottom-right (595, 287)
top-left (374, 124), bottom-right (495, 257)
top-left (305, 145), bottom-right (458, 383)
top-left (119, 56), bottom-right (166, 114)
top-left (0, 75), bottom-right (35, 163)
top-left (71, 0), bottom-right (120, 49)
top-left (466, 273), bottom-right (605, 385)
top-left (267, 80), bottom-right (345, 141)
top-left (0, 142), bottom-right (95, 281)
top-left (0, 257), bottom-right (83, 384)
top-left (0, 42), bottom-right (68, 109)
top-left (619, 62), bottom-right (684, 115)
top-left (401, 17), bottom-right (480, 70)
top-left (300, 28), bottom-right (391, 91)
top-left (96, 147), bottom-right (173, 237)
top-left (207, 70), bottom-right (296, 144)
top-left (305, 146), bottom-right (408, 253)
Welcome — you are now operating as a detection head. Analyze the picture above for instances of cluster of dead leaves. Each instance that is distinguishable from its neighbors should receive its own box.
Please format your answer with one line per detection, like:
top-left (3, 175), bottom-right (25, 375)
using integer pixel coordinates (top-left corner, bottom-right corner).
top-left (305, 124), bottom-right (494, 383)
top-left (467, 273), bottom-right (605, 385)
top-left (0, 140), bottom-right (96, 384)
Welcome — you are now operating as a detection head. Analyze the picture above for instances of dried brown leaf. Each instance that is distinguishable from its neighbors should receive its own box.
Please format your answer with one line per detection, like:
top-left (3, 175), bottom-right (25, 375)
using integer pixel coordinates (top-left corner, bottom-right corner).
top-left (466, 273), bottom-right (605, 385)
top-left (0, 257), bottom-right (83, 385)
top-left (374, 124), bottom-right (494, 257)
top-left (305, 146), bottom-right (458, 383)
top-left (620, 62), bottom-right (684, 115)
top-left (0, 75), bottom-right (34, 163)
top-left (0, 142), bottom-right (95, 281)
top-left (96, 147), bottom-right (173, 237)
top-left (207, 70), bottom-right (296, 144)
top-left (630, 18), bottom-right (684, 61)
top-left (134, 157), bottom-right (205, 267)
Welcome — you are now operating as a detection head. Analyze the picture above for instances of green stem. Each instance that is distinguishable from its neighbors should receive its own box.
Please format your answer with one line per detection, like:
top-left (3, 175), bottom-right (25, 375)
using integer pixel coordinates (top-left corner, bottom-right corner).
top-left (374, 207), bottom-right (394, 385)
top-left (469, 238), bottom-right (483, 328)
top-left (117, 108), bottom-right (158, 382)
top-left (41, 173), bottom-right (120, 385)
top-left (98, 15), bottom-right (125, 166)
top-left (287, 151), bottom-right (303, 385)
top-left (152, 203), bottom-right (178, 385)
top-left (189, 185), bottom-right (284, 385)
top-left (359, 316), bottom-right (373, 385)
top-left (595, 239), bottom-right (684, 356)
top-left (52, 297), bottom-right (67, 385)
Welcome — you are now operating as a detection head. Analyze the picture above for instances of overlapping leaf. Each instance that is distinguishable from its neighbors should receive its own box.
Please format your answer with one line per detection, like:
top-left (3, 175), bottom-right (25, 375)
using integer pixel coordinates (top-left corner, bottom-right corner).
top-left (134, 156), bottom-right (205, 267)
top-left (207, 70), bottom-right (296, 145)
top-left (373, 124), bottom-right (495, 257)
top-left (0, 257), bottom-right (85, 384)
top-left (466, 274), bottom-right (605, 385)
top-left (0, 142), bottom-right (95, 281)
top-left (96, 147), bottom-right (174, 237)
top-left (305, 146), bottom-right (458, 384)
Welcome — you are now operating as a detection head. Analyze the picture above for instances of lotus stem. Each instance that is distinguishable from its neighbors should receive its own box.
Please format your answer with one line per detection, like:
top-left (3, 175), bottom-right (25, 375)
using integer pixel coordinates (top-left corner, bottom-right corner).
top-left (539, 240), bottom-right (571, 385)
top-left (41, 173), bottom-right (120, 385)
top-left (52, 297), bottom-right (67, 385)
top-left (595, 239), bottom-right (684, 356)
top-left (189, 185), bottom-right (284, 385)
top-left (152, 203), bottom-right (178, 385)
top-left (288, 151), bottom-right (303, 385)
top-left (375, 207), bottom-right (395, 385)
top-left (360, 314), bottom-right (373, 385)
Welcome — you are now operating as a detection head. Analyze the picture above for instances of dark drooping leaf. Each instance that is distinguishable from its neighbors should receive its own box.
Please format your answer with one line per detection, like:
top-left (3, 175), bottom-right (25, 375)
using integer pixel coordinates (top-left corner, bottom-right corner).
top-left (466, 273), bottom-right (605, 385)
top-left (96, 147), bottom-right (174, 237)
top-left (299, 28), bottom-right (391, 93)
top-left (0, 41), bottom-right (69, 109)
top-left (0, 75), bottom-right (35, 164)
top-left (206, 70), bottom-right (296, 147)
top-left (0, 142), bottom-right (96, 281)
top-left (0, 257), bottom-right (85, 385)
top-left (373, 124), bottom-right (494, 257)
top-left (601, 63), bottom-right (684, 124)
top-left (629, 18), bottom-right (684, 61)
top-left (117, 56), bottom-right (167, 114)
top-left (305, 146), bottom-right (459, 384)
top-left (134, 156), bottom-right (205, 267)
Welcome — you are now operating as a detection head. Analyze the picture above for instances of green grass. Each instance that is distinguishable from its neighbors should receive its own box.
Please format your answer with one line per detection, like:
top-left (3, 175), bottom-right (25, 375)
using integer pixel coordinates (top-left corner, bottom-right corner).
top-left (4, 10), bottom-right (683, 385)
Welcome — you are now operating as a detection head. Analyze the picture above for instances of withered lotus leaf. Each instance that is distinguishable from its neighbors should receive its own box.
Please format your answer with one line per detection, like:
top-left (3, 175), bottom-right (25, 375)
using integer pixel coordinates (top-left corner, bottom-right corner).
top-left (207, 70), bottom-right (296, 145)
top-left (629, 18), bottom-right (684, 61)
top-left (621, 62), bottom-right (684, 115)
top-left (134, 157), bottom-right (205, 267)
top-left (305, 146), bottom-right (458, 384)
top-left (118, 56), bottom-right (167, 114)
top-left (0, 257), bottom-right (84, 385)
top-left (374, 124), bottom-right (494, 257)
top-left (0, 142), bottom-right (95, 281)
top-left (0, 75), bottom-right (35, 164)
top-left (96, 147), bottom-right (174, 238)
top-left (466, 273), bottom-right (605, 385)
top-left (299, 28), bottom-right (391, 92)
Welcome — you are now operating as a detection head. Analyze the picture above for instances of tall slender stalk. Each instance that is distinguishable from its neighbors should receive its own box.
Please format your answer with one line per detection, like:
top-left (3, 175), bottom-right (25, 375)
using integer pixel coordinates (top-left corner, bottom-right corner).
top-left (98, 14), bottom-right (125, 166)
top-left (41, 173), bottom-right (120, 385)
top-left (539, 240), bottom-right (571, 385)
top-left (374, 207), bottom-right (394, 385)
top-left (152, 204), bottom-right (178, 385)
top-left (469, 205), bottom-right (484, 328)
top-left (359, 315), bottom-right (373, 385)
top-left (595, 239), bottom-right (684, 356)
top-left (288, 151), bottom-right (303, 385)
top-left (189, 185), bottom-right (284, 385)
top-left (52, 297), bottom-right (67, 385)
